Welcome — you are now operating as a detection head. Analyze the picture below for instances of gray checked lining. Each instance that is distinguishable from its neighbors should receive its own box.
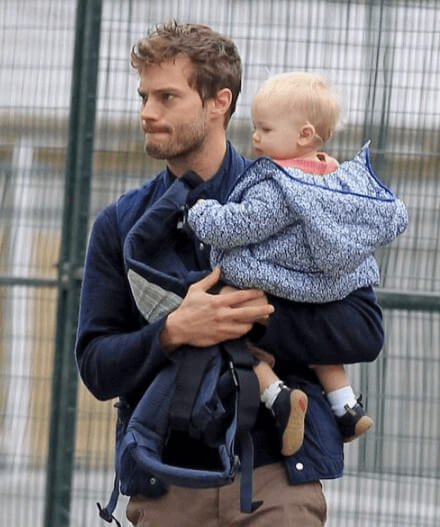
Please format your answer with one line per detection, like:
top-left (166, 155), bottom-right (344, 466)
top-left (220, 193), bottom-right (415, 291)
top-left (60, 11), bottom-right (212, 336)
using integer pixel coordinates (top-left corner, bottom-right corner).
top-left (127, 268), bottom-right (183, 323)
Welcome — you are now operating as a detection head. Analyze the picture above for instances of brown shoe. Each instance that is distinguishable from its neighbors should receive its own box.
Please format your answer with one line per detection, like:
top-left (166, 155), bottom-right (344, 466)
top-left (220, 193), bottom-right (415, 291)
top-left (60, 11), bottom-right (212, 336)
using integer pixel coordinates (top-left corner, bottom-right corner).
top-left (272, 386), bottom-right (308, 456)
top-left (336, 396), bottom-right (374, 443)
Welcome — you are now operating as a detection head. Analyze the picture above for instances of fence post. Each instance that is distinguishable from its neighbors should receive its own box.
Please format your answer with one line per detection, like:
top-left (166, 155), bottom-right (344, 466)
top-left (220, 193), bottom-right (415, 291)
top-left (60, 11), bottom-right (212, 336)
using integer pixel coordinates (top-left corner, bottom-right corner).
top-left (43, 1), bottom-right (102, 526)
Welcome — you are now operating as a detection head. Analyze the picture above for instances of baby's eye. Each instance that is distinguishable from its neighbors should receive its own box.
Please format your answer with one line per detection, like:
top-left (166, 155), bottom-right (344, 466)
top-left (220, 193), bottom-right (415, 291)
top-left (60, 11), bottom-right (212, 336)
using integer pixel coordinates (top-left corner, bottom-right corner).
top-left (262, 128), bottom-right (271, 133)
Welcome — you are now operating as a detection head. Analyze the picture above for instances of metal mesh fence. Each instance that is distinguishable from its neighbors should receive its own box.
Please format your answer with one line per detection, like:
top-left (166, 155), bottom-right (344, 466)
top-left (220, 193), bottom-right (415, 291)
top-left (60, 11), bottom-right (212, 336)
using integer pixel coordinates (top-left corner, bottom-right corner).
top-left (0, 0), bottom-right (439, 525)
top-left (1, 1), bottom-right (75, 526)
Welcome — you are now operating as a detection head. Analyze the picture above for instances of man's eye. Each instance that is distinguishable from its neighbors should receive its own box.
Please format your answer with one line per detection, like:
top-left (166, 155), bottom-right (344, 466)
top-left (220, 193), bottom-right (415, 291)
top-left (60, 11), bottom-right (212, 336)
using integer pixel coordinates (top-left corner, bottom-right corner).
top-left (163, 93), bottom-right (174, 101)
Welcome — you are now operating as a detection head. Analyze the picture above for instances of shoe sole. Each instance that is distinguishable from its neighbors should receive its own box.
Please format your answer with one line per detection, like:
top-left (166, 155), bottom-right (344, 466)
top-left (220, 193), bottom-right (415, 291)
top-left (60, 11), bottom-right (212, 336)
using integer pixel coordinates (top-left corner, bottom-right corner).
top-left (281, 389), bottom-right (308, 456)
top-left (344, 415), bottom-right (374, 443)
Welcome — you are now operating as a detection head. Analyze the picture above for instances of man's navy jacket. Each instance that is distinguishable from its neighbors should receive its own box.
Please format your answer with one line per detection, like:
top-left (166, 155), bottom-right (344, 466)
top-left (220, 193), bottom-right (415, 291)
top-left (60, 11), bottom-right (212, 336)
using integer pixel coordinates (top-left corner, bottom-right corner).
top-left (75, 141), bottom-right (384, 493)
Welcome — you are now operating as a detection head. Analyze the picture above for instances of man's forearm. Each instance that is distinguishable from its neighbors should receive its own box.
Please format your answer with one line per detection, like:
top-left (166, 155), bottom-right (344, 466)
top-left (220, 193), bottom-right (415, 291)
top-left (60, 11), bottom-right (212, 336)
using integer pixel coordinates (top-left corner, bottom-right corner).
top-left (252, 287), bottom-right (384, 366)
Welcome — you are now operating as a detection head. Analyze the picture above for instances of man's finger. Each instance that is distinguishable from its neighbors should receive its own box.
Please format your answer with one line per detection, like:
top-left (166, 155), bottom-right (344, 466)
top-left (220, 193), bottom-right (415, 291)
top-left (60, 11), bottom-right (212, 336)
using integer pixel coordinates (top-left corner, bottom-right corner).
top-left (227, 304), bottom-right (275, 321)
top-left (218, 288), bottom-right (265, 307)
top-left (191, 266), bottom-right (221, 291)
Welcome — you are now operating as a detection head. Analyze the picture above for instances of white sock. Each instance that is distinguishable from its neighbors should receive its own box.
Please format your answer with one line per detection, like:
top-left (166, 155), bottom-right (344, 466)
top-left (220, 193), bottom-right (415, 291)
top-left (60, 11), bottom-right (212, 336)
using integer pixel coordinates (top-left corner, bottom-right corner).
top-left (326, 386), bottom-right (357, 417)
top-left (261, 381), bottom-right (283, 410)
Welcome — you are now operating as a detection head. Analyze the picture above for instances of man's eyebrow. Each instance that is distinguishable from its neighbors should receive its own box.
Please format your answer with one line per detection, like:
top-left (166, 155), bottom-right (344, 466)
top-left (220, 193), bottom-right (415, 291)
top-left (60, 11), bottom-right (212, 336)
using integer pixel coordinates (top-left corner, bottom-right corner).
top-left (138, 86), bottom-right (184, 96)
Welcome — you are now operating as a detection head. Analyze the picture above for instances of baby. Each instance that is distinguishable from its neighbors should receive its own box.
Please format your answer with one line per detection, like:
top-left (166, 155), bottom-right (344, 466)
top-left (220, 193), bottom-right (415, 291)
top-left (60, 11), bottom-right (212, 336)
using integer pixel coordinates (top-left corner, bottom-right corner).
top-left (187, 72), bottom-right (408, 456)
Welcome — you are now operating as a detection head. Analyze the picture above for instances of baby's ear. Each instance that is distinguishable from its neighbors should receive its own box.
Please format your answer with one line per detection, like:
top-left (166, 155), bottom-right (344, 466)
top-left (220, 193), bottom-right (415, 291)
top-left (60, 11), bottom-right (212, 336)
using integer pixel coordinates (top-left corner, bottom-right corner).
top-left (298, 123), bottom-right (317, 146)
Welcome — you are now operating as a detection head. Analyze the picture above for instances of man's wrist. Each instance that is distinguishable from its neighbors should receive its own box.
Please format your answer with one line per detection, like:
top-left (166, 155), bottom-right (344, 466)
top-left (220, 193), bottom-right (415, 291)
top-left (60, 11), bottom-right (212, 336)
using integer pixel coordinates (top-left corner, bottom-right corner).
top-left (160, 311), bottom-right (184, 354)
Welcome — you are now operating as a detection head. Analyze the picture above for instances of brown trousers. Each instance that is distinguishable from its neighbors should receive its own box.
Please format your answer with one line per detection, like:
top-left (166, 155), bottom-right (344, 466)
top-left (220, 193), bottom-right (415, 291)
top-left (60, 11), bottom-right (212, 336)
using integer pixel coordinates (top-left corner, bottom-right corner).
top-left (126, 462), bottom-right (327, 527)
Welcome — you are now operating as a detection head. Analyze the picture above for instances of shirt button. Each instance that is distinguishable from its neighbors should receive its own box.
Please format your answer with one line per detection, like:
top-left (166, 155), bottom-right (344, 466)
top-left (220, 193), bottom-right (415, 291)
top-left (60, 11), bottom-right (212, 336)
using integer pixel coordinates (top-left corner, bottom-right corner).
top-left (149, 477), bottom-right (157, 485)
top-left (199, 242), bottom-right (204, 250)
top-left (296, 462), bottom-right (304, 471)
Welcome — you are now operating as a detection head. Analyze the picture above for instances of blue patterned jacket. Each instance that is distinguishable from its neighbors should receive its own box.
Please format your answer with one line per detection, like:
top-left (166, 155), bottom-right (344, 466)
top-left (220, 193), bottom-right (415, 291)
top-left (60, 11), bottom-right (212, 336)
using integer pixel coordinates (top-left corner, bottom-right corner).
top-left (188, 143), bottom-right (408, 302)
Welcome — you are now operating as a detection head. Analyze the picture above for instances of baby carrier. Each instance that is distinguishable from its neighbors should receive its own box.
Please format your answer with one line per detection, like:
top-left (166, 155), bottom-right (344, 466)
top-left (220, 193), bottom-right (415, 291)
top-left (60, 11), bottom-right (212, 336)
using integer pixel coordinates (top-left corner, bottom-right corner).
top-left (97, 173), bottom-right (262, 525)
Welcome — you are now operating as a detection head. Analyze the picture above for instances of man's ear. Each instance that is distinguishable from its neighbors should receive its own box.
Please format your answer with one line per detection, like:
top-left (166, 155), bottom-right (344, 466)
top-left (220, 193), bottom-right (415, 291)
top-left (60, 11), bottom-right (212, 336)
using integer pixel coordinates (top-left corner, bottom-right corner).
top-left (298, 123), bottom-right (317, 146)
top-left (209, 88), bottom-right (233, 120)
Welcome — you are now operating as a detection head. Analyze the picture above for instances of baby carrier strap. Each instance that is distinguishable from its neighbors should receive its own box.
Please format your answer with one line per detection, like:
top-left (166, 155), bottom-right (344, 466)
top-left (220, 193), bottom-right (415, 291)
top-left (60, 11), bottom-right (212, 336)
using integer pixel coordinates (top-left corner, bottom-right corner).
top-left (169, 339), bottom-right (258, 435)
top-left (221, 339), bottom-right (262, 513)
top-left (169, 338), bottom-right (261, 513)
top-left (222, 339), bottom-right (259, 430)
top-left (169, 345), bottom-right (216, 436)
top-left (168, 338), bottom-right (261, 513)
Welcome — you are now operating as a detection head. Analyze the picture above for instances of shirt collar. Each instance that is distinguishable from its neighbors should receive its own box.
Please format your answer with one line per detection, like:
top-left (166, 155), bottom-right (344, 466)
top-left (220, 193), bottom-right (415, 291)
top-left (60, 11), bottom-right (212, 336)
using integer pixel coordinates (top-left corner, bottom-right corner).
top-left (164, 141), bottom-right (242, 204)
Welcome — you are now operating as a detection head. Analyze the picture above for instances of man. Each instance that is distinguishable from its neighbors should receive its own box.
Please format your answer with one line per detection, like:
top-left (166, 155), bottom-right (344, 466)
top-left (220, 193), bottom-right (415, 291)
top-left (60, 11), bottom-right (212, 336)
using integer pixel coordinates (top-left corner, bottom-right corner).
top-left (75, 22), bottom-right (384, 526)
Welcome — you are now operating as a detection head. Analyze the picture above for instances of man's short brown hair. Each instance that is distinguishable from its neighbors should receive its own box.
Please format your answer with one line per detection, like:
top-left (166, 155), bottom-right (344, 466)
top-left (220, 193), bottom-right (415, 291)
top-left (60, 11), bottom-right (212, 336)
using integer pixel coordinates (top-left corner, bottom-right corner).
top-left (131, 21), bottom-right (242, 126)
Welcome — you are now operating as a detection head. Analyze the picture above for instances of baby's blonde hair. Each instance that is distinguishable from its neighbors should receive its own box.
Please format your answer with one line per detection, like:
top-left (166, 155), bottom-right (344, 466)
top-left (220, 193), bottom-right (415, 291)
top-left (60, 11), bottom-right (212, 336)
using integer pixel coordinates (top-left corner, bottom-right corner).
top-left (253, 72), bottom-right (340, 143)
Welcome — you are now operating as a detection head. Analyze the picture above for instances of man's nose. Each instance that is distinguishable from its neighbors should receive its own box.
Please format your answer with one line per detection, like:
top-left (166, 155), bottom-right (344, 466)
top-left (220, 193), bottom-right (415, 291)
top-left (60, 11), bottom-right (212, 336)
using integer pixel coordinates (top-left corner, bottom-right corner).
top-left (140, 98), bottom-right (160, 121)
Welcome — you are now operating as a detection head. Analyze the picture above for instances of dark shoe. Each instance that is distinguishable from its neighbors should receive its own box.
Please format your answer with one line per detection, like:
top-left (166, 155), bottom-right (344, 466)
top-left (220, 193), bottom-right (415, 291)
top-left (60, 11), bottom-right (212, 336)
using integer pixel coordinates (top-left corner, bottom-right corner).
top-left (272, 386), bottom-right (308, 456)
top-left (336, 396), bottom-right (374, 443)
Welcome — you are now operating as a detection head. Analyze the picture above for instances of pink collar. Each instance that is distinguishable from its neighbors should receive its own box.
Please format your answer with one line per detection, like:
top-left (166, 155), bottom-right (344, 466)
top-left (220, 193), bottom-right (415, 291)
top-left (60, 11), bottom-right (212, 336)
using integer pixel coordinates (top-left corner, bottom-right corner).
top-left (274, 153), bottom-right (339, 175)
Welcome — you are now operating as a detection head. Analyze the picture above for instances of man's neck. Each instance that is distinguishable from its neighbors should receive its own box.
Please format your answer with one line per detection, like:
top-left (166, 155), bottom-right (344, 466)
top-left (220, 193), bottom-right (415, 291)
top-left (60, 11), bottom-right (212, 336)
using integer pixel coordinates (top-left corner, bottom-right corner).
top-left (167, 131), bottom-right (227, 181)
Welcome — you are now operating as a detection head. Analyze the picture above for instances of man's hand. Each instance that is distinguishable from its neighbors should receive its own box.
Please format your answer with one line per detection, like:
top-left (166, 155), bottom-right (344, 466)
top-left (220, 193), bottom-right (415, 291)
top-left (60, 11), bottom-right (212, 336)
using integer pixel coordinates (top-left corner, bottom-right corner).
top-left (219, 284), bottom-right (270, 326)
top-left (160, 267), bottom-right (274, 353)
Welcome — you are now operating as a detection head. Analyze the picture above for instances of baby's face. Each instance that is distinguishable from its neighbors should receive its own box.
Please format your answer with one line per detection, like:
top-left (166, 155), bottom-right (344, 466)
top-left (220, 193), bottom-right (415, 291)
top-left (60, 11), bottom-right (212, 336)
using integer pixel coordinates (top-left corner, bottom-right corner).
top-left (251, 99), bottom-right (305, 160)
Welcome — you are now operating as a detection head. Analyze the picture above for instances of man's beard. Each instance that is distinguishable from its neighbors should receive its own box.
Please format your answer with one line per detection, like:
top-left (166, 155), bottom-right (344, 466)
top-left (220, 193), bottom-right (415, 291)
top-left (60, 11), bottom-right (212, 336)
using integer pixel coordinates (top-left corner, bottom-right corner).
top-left (145, 113), bottom-right (208, 160)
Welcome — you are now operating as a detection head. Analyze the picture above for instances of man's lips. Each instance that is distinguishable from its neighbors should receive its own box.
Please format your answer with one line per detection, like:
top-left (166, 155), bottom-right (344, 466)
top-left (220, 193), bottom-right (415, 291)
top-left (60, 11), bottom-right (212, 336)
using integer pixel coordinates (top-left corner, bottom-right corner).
top-left (144, 127), bottom-right (170, 134)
